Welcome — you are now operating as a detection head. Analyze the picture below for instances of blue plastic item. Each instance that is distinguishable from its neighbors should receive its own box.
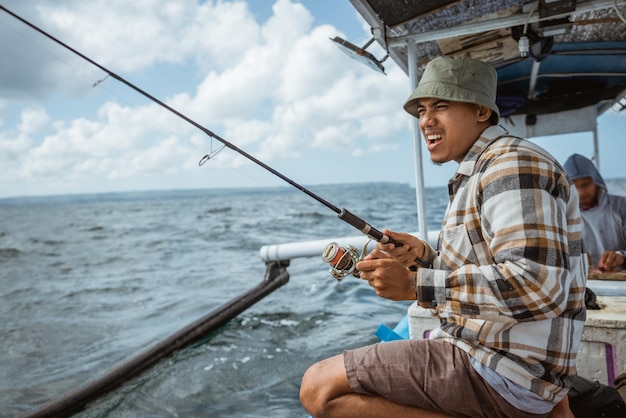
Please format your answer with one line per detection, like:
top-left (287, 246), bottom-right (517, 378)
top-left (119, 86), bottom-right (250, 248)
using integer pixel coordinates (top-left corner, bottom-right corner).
top-left (375, 314), bottom-right (409, 342)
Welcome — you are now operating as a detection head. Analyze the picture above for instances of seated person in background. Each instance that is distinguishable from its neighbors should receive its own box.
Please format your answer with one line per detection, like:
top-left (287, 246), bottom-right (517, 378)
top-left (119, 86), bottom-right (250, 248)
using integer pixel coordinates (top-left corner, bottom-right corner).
top-left (564, 153), bottom-right (626, 271)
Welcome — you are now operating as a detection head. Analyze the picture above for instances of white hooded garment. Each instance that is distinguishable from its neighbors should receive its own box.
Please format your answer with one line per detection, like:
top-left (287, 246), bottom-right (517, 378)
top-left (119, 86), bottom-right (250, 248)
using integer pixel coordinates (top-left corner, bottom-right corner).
top-left (564, 153), bottom-right (626, 267)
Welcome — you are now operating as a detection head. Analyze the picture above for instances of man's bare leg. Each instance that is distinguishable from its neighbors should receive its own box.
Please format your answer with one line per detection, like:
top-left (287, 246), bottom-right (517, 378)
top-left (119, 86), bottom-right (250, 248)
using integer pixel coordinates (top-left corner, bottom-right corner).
top-left (299, 354), bottom-right (452, 418)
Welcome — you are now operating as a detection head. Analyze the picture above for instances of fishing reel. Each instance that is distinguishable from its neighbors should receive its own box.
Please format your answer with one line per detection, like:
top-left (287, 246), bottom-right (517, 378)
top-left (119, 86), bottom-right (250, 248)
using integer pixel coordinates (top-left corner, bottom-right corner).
top-left (322, 239), bottom-right (372, 281)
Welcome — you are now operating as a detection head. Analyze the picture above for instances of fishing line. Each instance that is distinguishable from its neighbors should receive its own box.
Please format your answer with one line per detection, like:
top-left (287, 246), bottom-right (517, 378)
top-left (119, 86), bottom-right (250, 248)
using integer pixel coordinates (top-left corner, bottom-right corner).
top-left (1, 9), bottom-right (253, 189)
top-left (0, 4), bottom-right (430, 268)
top-left (0, 145), bottom-right (54, 194)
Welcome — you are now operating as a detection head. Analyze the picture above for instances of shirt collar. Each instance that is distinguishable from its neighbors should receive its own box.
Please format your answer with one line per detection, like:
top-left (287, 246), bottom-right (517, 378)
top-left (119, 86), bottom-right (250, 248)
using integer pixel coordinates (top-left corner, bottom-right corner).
top-left (456, 125), bottom-right (508, 177)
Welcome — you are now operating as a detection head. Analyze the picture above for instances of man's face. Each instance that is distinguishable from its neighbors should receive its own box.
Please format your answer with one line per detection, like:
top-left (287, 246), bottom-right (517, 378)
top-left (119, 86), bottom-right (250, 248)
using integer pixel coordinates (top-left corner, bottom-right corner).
top-left (415, 98), bottom-right (489, 164)
top-left (572, 177), bottom-right (598, 207)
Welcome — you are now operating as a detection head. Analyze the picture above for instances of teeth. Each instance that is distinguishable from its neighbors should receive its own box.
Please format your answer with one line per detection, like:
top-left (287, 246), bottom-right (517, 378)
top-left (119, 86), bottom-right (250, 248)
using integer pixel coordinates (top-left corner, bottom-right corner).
top-left (426, 134), bottom-right (442, 143)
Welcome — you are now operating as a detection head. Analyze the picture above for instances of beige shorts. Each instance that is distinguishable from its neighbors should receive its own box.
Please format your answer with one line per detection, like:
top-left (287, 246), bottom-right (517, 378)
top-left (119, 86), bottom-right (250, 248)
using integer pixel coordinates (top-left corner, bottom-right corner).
top-left (344, 339), bottom-right (549, 418)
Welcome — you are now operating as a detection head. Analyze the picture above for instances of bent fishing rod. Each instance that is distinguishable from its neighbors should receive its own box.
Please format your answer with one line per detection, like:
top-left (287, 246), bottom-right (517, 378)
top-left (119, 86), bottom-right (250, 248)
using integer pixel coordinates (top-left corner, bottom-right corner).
top-left (1, 4), bottom-right (430, 275)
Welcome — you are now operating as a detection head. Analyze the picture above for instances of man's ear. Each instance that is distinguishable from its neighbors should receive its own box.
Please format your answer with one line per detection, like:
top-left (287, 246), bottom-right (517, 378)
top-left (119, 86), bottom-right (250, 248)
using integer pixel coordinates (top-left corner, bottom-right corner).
top-left (476, 105), bottom-right (492, 122)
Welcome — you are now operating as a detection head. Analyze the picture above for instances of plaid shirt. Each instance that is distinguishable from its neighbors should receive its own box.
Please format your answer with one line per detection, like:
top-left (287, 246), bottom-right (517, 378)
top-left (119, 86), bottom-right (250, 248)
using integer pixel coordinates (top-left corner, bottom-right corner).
top-left (416, 125), bottom-right (587, 402)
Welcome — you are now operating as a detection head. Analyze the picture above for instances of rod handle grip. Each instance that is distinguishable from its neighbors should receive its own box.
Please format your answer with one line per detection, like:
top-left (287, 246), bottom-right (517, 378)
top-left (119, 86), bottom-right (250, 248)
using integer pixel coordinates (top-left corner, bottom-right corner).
top-left (338, 209), bottom-right (430, 269)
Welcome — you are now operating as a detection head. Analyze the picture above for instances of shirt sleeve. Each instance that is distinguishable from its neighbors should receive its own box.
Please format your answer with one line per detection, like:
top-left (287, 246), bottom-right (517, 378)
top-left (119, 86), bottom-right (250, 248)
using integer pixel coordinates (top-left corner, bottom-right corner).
top-left (614, 195), bottom-right (626, 249)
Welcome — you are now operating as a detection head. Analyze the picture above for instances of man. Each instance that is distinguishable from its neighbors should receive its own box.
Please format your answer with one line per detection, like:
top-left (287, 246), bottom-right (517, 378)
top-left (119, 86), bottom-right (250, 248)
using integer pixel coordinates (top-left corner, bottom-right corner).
top-left (300, 56), bottom-right (586, 417)
top-left (564, 153), bottom-right (626, 271)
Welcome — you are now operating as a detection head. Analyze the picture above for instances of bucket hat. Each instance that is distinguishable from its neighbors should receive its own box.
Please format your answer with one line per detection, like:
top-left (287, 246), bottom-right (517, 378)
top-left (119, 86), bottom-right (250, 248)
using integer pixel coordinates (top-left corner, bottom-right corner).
top-left (404, 56), bottom-right (500, 123)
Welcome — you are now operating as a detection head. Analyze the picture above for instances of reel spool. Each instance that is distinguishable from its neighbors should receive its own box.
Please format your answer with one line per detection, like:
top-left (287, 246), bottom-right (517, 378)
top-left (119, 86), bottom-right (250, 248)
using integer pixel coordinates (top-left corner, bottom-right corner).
top-left (322, 239), bottom-right (372, 281)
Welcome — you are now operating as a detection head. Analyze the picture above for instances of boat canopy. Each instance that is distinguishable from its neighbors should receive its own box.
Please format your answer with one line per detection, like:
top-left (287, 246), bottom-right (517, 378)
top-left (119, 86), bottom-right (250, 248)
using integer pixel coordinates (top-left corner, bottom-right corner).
top-left (349, 0), bottom-right (626, 119)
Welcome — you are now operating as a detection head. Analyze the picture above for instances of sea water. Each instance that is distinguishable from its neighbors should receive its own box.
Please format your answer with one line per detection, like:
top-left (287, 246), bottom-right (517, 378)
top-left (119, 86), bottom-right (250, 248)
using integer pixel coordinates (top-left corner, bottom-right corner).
top-left (0, 182), bottom-right (447, 417)
top-left (1, 179), bottom-right (624, 417)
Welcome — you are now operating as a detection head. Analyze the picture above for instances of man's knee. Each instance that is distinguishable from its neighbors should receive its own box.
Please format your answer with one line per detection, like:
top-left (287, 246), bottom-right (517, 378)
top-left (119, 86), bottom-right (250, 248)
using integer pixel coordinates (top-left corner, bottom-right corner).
top-left (300, 355), bottom-right (349, 416)
top-left (300, 361), bottom-right (326, 415)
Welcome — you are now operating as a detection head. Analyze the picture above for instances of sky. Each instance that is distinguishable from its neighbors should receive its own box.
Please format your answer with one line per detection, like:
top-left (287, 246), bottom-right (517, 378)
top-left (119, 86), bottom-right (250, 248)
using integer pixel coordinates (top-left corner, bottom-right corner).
top-left (1, 0), bottom-right (625, 199)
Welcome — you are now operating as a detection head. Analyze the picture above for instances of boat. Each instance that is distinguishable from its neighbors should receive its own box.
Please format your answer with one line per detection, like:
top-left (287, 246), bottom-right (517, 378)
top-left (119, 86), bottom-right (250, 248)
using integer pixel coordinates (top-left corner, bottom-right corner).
top-left (6, 0), bottom-right (626, 416)
top-left (262, 0), bottom-right (626, 394)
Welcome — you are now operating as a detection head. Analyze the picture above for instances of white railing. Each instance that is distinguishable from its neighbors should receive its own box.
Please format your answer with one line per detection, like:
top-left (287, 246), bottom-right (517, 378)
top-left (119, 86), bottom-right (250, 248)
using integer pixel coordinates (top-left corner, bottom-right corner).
top-left (259, 231), bottom-right (440, 262)
top-left (259, 232), bottom-right (626, 297)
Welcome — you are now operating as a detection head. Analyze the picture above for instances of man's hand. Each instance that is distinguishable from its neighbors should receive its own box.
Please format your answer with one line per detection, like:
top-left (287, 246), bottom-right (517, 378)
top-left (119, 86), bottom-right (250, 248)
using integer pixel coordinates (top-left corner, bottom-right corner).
top-left (356, 249), bottom-right (416, 301)
top-left (598, 250), bottom-right (625, 271)
top-left (375, 229), bottom-right (427, 269)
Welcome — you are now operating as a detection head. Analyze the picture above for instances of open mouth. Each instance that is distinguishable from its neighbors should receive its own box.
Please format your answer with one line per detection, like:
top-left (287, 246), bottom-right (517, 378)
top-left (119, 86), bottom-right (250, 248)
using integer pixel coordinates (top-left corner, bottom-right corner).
top-left (426, 134), bottom-right (443, 148)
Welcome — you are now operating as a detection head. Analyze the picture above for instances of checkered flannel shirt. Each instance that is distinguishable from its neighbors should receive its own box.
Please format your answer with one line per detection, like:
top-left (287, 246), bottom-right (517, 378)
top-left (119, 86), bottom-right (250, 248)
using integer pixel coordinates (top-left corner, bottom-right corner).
top-left (416, 125), bottom-right (587, 402)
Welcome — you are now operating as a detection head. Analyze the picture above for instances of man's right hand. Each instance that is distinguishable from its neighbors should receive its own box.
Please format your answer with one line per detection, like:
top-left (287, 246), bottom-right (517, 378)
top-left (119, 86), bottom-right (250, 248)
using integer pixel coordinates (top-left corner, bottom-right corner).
top-left (375, 229), bottom-right (428, 269)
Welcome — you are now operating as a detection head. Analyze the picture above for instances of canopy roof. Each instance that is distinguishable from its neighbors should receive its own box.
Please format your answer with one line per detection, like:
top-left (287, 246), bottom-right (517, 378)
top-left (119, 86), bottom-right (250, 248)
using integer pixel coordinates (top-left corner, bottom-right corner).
top-left (349, 0), bottom-right (626, 119)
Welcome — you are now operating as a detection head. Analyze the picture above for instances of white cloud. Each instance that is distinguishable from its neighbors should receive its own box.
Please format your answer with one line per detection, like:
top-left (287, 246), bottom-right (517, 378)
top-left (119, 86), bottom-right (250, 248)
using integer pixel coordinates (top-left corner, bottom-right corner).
top-left (0, 0), bottom-right (423, 197)
top-left (17, 106), bottom-right (51, 135)
top-left (39, 0), bottom-right (260, 72)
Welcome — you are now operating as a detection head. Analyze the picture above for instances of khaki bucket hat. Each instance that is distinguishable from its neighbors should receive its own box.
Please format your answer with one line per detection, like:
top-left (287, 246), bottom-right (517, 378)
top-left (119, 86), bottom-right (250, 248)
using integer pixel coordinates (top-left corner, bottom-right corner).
top-left (404, 56), bottom-right (500, 123)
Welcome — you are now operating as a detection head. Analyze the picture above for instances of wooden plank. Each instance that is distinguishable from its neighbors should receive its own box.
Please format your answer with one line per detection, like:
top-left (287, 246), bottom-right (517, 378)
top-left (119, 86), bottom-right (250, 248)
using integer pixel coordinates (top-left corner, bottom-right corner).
top-left (437, 35), bottom-right (520, 65)
top-left (588, 270), bottom-right (626, 281)
top-left (435, 6), bottom-right (522, 66)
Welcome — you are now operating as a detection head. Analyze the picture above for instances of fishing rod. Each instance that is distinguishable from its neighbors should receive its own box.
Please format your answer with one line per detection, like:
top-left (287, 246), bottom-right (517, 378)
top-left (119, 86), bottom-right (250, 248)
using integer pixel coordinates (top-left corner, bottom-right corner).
top-left (0, 4), bottom-right (430, 276)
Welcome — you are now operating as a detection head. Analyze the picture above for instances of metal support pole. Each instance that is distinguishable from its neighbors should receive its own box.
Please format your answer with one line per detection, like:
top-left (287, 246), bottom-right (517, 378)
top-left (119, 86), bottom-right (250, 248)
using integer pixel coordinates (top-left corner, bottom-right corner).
top-left (407, 39), bottom-right (429, 240)
top-left (593, 122), bottom-right (600, 172)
